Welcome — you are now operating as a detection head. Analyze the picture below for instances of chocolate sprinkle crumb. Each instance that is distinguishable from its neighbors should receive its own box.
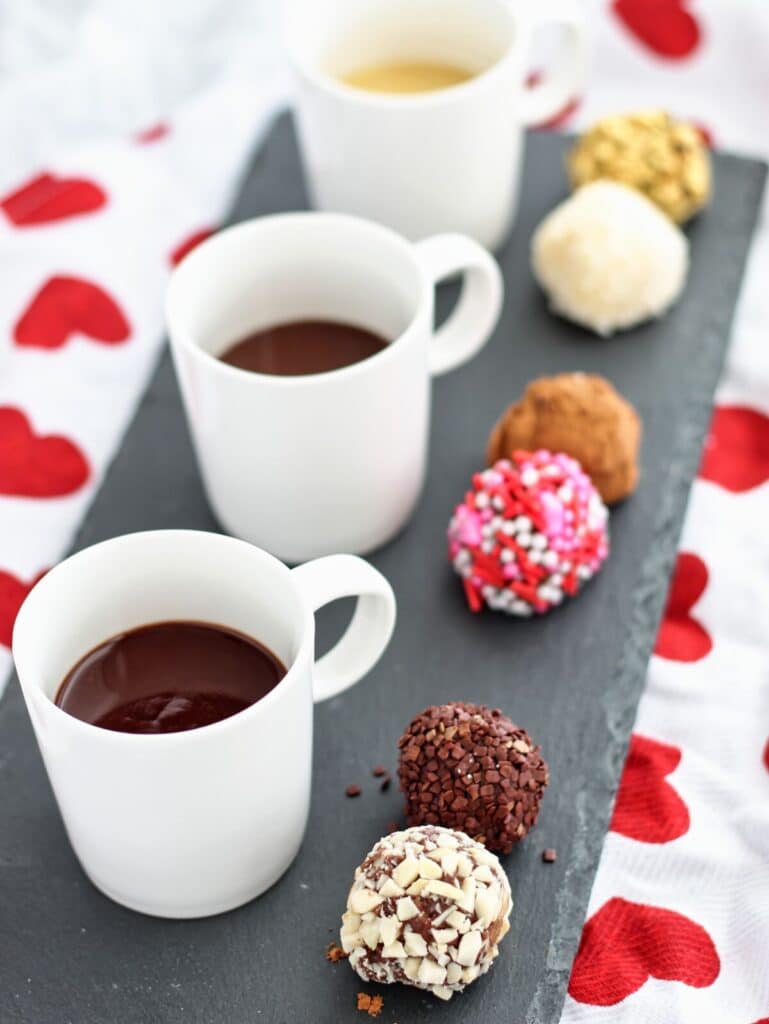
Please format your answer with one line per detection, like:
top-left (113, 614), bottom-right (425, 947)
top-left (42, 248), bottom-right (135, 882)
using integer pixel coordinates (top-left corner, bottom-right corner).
top-left (372, 764), bottom-right (387, 777)
top-left (379, 774), bottom-right (391, 792)
top-left (543, 847), bottom-right (557, 863)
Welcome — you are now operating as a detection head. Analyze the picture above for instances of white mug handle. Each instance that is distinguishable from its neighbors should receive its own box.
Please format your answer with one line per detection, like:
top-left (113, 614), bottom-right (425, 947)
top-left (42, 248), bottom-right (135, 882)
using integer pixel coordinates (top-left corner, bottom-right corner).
top-left (414, 234), bottom-right (503, 377)
top-left (518, 0), bottom-right (588, 127)
top-left (291, 555), bottom-right (396, 703)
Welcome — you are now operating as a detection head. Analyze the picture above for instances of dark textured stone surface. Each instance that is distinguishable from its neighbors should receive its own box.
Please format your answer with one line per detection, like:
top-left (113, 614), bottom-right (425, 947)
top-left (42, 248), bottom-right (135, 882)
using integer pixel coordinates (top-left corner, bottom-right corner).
top-left (0, 114), bottom-right (764, 1024)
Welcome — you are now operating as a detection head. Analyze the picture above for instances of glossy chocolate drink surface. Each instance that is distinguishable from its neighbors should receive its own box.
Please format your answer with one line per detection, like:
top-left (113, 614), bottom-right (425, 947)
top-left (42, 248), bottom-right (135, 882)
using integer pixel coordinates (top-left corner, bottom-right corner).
top-left (219, 320), bottom-right (388, 376)
top-left (55, 621), bottom-right (286, 734)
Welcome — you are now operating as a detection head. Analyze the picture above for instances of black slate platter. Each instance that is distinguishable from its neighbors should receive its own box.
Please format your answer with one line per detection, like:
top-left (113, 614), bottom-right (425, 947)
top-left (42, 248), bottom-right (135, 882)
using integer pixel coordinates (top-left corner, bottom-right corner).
top-left (1, 113), bottom-right (765, 1024)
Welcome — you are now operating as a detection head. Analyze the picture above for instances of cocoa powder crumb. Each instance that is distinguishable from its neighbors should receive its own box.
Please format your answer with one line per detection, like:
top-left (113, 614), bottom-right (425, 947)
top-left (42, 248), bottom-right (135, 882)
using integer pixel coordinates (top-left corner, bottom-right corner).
top-left (326, 942), bottom-right (347, 963)
top-left (542, 847), bottom-right (557, 863)
top-left (372, 764), bottom-right (387, 777)
top-left (345, 785), bottom-right (362, 798)
top-left (357, 993), bottom-right (384, 1017)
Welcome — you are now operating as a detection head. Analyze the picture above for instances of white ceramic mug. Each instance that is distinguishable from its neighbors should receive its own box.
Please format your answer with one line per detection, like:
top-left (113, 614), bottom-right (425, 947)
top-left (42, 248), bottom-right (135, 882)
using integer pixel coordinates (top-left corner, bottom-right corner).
top-left (13, 530), bottom-right (396, 919)
top-left (287, 0), bottom-right (588, 250)
top-left (166, 212), bottom-right (502, 563)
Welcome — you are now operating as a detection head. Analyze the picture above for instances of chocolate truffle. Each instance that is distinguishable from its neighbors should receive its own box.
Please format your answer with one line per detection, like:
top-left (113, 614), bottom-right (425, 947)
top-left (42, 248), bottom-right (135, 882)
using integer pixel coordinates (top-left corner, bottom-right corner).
top-left (398, 703), bottom-right (548, 854)
top-left (341, 825), bottom-right (512, 1001)
top-left (487, 373), bottom-right (641, 505)
top-left (531, 180), bottom-right (688, 335)
top-left (567, 109), bottom-right (711, 224)
top-left (448, 452), bottom-right (609, 616)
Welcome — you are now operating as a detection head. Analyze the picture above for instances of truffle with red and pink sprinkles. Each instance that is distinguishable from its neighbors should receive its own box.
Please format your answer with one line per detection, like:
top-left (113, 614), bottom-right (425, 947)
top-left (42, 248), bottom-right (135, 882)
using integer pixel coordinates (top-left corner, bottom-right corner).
top-left (448, 451), bottom-right (610, 615)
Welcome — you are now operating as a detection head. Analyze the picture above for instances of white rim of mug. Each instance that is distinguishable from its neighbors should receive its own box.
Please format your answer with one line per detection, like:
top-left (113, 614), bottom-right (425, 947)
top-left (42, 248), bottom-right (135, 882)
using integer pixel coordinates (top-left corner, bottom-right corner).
top-left (284, 0), bottom-right (519, 110)
top-left (165, 211), bottom-right (435, 388)
top-left (12, 530), bottom-right (316, 745)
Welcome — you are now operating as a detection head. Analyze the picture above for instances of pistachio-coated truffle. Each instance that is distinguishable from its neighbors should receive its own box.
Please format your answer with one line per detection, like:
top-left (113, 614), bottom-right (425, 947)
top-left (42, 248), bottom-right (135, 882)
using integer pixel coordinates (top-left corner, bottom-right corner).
top-left (568, 109), bottom-right (711, 224)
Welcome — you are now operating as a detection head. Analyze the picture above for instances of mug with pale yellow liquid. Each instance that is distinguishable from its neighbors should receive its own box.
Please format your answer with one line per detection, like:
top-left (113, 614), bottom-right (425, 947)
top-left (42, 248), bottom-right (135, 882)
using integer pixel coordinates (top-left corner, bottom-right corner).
top-left (342, 60), bottom-right (477, 95)
top-left (287, 0), bottom-right (587, 251)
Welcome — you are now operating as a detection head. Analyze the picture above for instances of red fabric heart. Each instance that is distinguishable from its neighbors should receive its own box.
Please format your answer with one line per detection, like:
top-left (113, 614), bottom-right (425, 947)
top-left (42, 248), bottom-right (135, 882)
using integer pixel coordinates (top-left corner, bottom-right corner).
top-left (654, 552), bottom-right (712, 662)
top-left (135, 122), bottom-right (170, 144)
top-left (611, 734), bottom-right (690, 843)
top-left (694, 121), bottom-right (715, 149)
top-left (13, 276), bottom-right (131, 350)
top-left (763, 740), bottom-right (769, 773)
top-left (1, 172), bottom-right (106, 226)
top-left (569, 897), bottom-right (720, 1006)
top-left (0, 570), bottom-right (45, 649)
top-left (700, 405), bottom-right (769, 493)
top-left (525, 70), bottom-right (581, 130)
top-left (612, 0), bottom-right (702, 59)
top-left (0, 407), bottom-right (90, 498)
top-left (170, 227), bottom-right (215, 267)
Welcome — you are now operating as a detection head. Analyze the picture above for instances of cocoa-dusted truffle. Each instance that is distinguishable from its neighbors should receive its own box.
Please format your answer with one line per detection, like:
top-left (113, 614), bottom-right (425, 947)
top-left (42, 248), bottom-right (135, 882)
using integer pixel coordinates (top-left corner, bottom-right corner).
top-left (341, 825), bottom-right (511, 1001)
top-left (487, 373), bottom-right (641, 505)
top-left (398, 703), bottom-right (548, 854)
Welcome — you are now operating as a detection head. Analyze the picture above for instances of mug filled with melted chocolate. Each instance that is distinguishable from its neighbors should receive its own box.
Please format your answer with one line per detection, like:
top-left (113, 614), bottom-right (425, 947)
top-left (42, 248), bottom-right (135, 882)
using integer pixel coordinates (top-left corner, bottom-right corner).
top-left (13, 529), bottom-right (396, 918)
top-left (219, 320), bottom-right (388, 376)
top-left (168, 212), bottom-right (503, 563)
top-left (55, 621), bottom-right (286, 734)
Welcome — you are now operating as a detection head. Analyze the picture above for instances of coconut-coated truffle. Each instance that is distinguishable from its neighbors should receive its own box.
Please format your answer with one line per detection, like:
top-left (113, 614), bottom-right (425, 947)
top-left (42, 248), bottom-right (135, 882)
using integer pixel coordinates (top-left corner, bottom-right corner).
top-left (487, 373), bottom-right (642, 505)
top-left (531, 180), bottom-right (689, 336)
top-left (568, 109), bottom-right (711, 224)
top-left (398, 703), bottom-right (548, 854)
top-left (448, 452), bottom-right (610, 616)
top-left (341, 825), bottom-right (512, 1000)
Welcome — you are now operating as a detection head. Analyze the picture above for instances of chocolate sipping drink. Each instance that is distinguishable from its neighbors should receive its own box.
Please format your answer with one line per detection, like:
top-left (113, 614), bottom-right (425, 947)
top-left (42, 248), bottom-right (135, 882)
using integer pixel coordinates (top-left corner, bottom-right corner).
top-left (56, 621), bottom-right (286, 734)
top-left (219, 320), bottom-right (388, 376)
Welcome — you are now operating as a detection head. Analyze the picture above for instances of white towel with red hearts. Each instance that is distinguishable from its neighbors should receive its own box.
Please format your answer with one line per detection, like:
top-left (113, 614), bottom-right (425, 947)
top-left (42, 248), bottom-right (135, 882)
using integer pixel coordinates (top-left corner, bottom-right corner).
top-left (1, 3), bottom-right (768, 1020)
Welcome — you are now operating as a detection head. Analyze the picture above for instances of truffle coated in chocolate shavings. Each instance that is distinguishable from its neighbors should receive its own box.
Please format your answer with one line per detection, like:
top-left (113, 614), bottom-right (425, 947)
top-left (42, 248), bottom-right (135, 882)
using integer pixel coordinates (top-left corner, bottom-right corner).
top-left (397, 703), bottom-right (549, 854)
top-left (342, 826), bottom-right (512, 1001)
